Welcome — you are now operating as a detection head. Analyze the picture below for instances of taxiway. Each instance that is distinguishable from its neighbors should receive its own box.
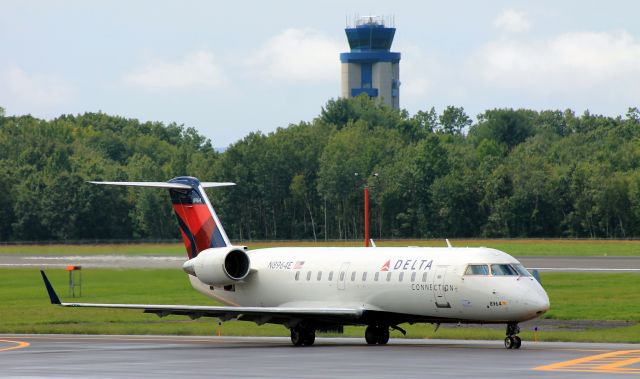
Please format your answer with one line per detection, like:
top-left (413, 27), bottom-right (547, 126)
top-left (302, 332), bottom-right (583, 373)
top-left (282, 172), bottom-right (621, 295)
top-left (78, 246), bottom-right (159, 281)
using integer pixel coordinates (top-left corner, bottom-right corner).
top-left (1, 335), bottom-right (638, 378)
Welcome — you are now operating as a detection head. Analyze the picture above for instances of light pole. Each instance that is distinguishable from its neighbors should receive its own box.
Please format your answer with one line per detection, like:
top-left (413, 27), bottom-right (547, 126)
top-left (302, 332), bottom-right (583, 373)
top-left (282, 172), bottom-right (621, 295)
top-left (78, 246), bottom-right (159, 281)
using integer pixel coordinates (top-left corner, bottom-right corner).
top-left (355, 172), bottom-right (378, 247)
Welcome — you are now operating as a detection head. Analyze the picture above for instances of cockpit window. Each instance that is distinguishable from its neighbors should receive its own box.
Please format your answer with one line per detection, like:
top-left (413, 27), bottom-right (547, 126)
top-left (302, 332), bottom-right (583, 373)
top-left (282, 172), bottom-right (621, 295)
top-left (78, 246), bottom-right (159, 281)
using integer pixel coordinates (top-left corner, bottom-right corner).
top-left (512, 264), bottom-right (532, 277)
top-left (464, 264), bottom-right (489, 275)
top-left (491, 264), bottom-right (518, 276)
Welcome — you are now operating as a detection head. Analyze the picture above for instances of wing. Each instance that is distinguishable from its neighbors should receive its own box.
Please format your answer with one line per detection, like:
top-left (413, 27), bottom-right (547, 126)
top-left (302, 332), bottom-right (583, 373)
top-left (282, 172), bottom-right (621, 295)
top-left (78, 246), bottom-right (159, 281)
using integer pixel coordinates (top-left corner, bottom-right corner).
top-left (40, 271), bottom-right (362, 326)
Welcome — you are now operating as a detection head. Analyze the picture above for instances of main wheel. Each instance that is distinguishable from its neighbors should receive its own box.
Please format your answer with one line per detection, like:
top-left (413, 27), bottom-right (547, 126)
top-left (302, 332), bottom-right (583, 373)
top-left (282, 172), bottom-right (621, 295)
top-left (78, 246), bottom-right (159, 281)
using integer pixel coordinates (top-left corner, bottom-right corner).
top-left (291, 328), bottom-right (304, 346)
top-left (365, 325), bottom-right (378, 345)
top-left (302, 329), bottom-right (316, 346)
top-left (504, 336), bottom-right (514, 349)
top-left (377, 327), bottom-right (390, 345)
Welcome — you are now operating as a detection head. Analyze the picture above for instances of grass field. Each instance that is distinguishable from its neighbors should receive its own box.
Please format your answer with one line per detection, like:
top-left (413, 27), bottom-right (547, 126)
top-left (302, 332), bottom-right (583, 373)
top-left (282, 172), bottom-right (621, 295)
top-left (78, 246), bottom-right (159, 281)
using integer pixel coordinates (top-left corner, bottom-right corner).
top-left (2, 268), bottom-right (639, 343)
top-left (2, 239), bottom-right (640, 256)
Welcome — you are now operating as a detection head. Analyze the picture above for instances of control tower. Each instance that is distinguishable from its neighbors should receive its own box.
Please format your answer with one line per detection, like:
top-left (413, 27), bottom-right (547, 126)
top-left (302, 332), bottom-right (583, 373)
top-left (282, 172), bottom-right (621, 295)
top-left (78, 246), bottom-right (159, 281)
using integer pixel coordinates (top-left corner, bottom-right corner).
top-left (340, 16), bottom-right (401, 109)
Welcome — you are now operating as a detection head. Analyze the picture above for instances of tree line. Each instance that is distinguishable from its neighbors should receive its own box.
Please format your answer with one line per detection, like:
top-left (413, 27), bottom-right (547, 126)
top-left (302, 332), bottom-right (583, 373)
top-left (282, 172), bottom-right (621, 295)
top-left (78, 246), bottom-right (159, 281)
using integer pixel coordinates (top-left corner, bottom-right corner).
top-left (1, 98), bottom-right (639, 242)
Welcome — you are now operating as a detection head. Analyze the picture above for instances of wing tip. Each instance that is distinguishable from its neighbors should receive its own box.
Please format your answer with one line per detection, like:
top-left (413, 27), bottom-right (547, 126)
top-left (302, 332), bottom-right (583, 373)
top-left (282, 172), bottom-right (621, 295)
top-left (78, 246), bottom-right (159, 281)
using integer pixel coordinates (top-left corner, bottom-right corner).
top-left (40, 270), bottom-right (62, 305)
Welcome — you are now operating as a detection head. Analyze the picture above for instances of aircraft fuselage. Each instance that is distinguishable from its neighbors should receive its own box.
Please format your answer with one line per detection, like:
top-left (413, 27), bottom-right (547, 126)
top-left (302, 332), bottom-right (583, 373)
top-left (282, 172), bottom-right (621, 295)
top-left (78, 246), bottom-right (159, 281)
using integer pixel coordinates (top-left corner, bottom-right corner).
top-left (191, 246), bottom-right (549, 325)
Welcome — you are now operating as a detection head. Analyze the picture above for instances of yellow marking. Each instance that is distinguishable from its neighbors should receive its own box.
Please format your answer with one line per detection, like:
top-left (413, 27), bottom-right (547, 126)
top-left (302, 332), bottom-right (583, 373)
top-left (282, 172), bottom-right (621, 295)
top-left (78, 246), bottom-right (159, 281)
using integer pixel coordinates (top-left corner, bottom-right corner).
top-left (0, 339), bottom-right (30, 352)
top-left (534, 350), bottom-right (640, 374)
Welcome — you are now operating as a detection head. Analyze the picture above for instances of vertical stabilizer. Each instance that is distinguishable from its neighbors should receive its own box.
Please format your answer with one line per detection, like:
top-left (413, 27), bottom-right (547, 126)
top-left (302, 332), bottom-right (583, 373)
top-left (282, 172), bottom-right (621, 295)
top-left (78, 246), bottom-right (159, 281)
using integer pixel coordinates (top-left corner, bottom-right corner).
top-left (89, 177), bottom-right (234, 259)
top-left (168, 177), bottom-right (231, 258)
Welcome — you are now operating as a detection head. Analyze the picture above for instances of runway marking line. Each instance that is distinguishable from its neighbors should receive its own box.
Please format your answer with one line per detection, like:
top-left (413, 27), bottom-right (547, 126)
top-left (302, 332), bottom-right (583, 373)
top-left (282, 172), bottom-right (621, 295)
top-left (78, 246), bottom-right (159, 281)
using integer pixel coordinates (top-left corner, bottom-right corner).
top-left (534, 350), bottom-right (640, 374)
top-left (0, 340), bottom-right (30, 352)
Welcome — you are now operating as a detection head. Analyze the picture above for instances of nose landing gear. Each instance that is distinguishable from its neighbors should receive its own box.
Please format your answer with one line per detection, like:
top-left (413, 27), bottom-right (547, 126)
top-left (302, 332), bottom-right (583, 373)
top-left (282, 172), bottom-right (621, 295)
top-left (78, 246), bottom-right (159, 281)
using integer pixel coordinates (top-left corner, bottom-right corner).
top-left (504, 322), bottom-right (521, 349)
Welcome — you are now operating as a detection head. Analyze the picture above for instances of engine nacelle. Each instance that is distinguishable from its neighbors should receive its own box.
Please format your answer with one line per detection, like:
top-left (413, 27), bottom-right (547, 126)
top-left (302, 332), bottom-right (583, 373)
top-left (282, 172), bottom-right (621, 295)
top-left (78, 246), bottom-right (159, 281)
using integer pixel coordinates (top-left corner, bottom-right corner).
top-left (182, 247), bottom-right (251, 286)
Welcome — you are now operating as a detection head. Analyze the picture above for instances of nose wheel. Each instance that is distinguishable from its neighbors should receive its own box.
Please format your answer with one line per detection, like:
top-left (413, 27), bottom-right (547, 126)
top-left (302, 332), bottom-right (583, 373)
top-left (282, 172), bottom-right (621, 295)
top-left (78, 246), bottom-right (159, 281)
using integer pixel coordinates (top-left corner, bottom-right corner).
top-left (504, 322), bottom-right (522, 349)
top-left (504, 335), bottom-right (522, 349)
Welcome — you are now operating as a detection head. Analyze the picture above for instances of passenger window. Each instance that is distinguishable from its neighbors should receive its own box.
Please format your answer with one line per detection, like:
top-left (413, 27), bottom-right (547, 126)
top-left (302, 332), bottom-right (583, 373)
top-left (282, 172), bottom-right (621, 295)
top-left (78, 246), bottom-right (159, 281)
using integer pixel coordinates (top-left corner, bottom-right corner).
top-left (411, 272), bottom-right (416, 282)
top-left (317, 271), bottom-right (322, 281)
top-left (374, 272), bottom-right (379, 281)
top-left (328, 271), bottom-right (334, 281)
top-left (351, 271), bottom-right (356, 281)
top-left (491, 264), bottom-right (518, 276)
top-left (362, 272), bottom-right (367, 281)
top-left (306, 271), bottom-right (312, 281)
top-left (386, 272), bottom-right (392, 282)
top-left (465, 264), bottom-right (490, 276)
top-left (398, 272), bottom-right (404, 282)
top-left (295, 271), bottom-right (300, 281)
top-left (422, 272), bottom-right (428, 282)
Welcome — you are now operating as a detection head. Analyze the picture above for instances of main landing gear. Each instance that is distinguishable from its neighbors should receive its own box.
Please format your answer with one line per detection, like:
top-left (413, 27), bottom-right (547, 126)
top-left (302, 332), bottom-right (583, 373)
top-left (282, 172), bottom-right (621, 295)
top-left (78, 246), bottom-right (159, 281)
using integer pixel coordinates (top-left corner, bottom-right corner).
top-left (504, 322), bottom-right (522, 349)
top-left (365, 324), bottom-right (390, 345)
top-left (290, 326), bottom-right (316, 346)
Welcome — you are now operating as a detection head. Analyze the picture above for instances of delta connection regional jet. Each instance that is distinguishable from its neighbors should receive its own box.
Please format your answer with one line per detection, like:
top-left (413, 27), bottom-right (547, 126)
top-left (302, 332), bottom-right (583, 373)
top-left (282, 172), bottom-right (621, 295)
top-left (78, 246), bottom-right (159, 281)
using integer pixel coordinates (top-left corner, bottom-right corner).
top-left (41, 176), bottom-right (550, 349)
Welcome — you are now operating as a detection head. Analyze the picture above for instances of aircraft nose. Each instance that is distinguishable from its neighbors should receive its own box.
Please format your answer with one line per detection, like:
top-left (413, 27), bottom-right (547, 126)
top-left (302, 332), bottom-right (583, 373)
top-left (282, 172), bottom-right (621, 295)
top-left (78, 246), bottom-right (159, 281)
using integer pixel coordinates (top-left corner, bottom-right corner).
top-left (530, 288), bottom-right (550, 315)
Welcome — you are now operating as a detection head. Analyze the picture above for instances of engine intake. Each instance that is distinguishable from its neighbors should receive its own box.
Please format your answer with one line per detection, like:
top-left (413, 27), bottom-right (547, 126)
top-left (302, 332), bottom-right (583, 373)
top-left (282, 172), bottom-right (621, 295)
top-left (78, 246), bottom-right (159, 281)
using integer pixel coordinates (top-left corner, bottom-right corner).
top-left (182, 247), bottom-right (251, 286)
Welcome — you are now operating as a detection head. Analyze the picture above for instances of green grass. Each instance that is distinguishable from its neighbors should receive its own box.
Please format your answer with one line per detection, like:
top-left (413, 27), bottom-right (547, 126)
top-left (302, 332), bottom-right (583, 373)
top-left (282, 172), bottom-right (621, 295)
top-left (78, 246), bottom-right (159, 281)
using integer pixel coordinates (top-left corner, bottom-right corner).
top-left (541, 273), bottom-right (640, 320)
top-left (1, 268), bottom-right (639, 342)
top-left (2, 239), bottom-right (640, 256)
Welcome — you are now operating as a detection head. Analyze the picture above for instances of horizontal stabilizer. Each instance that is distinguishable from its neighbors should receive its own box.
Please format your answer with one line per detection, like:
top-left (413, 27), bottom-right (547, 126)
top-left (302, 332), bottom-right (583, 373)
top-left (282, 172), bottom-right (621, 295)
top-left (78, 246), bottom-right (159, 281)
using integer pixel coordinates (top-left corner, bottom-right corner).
top-left (200, 182), bottom-right (236, 188)
top-left (89, 181), bottom-right (236, 189)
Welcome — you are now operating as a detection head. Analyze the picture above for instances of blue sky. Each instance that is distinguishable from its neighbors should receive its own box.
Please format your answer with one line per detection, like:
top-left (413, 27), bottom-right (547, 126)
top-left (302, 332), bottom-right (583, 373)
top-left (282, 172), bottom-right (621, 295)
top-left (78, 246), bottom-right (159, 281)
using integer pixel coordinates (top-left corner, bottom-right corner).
top-left (2, 1), bottom-right (639, 147)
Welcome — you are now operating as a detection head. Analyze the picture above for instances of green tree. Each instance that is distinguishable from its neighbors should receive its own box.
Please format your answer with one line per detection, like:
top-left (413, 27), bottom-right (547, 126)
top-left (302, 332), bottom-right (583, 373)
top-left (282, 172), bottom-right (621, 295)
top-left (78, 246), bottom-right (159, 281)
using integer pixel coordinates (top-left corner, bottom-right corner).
top-left (438, 106), bottom-right (471, 135)
top-left (470, 109), bottom-right (536, 150)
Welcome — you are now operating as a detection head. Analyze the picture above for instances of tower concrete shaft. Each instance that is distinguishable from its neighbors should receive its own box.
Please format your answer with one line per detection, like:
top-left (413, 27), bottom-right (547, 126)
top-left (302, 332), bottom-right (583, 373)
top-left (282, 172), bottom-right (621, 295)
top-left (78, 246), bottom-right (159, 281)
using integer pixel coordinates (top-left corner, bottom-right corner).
top-left (340, 16), bottom-right (400, 109)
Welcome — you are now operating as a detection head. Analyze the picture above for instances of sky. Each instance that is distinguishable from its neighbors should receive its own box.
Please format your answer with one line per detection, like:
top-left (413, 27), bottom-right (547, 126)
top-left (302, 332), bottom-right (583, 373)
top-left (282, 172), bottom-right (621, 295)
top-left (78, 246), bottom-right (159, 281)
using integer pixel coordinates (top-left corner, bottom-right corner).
top-left (1, 1), bottom-right (640, 147)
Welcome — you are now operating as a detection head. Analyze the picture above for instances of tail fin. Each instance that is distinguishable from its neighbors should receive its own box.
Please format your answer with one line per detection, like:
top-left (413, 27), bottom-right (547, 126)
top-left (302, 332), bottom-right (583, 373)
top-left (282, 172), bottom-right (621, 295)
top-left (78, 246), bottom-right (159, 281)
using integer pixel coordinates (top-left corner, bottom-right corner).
top-left (90, 176), bottom-right (234, 259)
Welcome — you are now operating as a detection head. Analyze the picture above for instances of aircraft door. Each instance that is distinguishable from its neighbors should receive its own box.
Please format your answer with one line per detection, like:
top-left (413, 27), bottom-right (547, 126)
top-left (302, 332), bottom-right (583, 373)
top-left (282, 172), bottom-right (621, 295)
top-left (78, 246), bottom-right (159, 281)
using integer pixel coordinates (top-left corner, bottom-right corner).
top-left (337, 262), bottom-right (350, 290)
top-left (433, 266), bottom-right (451, 308)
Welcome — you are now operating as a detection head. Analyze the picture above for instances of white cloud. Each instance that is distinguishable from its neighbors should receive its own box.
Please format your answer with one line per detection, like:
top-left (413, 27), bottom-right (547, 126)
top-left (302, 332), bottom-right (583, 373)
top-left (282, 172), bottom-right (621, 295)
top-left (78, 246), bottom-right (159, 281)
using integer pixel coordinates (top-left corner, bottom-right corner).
top-left (493, 9), bottom-right (531, 33)
top-left (395, 43), bottom-right (435, 98)
top-left (123, 50), bottom-right (228, 90)
top-left (249, 28), bottom-right (342, 83)
top-left (471, 30), bottom-right (640, 97)
top-left (1, 66), bottom-right (75, 109)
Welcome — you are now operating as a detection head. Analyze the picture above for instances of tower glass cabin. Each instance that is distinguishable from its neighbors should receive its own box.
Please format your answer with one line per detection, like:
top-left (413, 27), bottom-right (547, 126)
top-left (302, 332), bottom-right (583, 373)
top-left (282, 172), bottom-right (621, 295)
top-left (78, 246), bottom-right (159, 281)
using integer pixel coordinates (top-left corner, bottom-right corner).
top-left (340, 16), bottom-right (401, 109)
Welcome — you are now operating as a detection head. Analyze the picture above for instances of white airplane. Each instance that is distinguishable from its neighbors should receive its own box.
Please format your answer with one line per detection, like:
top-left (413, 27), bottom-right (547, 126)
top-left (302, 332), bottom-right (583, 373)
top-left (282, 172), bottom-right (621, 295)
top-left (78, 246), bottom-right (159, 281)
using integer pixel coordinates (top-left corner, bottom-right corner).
top-left (41, 176), bottom-right (550, 349)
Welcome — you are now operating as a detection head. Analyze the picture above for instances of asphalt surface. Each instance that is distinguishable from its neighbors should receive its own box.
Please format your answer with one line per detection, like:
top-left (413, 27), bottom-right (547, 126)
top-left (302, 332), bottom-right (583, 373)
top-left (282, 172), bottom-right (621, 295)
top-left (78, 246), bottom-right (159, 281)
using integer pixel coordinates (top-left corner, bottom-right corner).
top-left (0, 255), bottom-right (184, 269)
top-left (520, 256), bottom-right (640, 272)
top-left (1, 335), bottom-right (638, 378)
top-left (1, 254), bottom-right (640, 272)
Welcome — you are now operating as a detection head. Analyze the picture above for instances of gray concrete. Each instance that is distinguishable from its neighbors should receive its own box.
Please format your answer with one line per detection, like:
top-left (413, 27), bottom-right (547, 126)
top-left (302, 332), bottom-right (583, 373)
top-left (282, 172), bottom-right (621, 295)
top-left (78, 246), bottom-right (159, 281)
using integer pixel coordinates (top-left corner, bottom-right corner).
top-left (0, 255), bottom-right (184, 269)
top-left (1, 335), bottom-right (638, 378)
top-left (519, 256), bottom-right (640, 272)
top-left (2, 254), bottom-right (640, 272)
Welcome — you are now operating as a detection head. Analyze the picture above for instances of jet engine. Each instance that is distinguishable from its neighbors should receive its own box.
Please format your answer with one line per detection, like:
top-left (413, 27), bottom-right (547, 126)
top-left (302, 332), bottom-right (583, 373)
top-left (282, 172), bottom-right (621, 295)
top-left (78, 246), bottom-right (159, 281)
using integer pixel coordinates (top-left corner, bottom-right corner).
top-left (182, 247), bottom-right (251, 286)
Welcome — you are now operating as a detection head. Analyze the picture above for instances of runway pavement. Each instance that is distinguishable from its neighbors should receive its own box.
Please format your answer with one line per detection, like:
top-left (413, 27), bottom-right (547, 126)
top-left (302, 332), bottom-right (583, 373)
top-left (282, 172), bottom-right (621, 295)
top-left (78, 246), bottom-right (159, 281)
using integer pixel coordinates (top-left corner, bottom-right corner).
top-left (1, 254), bottom-right (640, 272)
top-left (1, 335), bottom-right (638, 378)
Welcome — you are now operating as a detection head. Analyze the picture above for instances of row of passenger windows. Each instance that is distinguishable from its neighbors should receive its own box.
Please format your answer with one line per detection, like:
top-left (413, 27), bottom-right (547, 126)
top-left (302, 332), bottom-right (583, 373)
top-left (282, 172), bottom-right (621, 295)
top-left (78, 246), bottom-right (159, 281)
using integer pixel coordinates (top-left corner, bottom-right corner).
top-left (464, 263), bottom-right (531, 277)
top-left (294, 270), bottom-right (429, 283)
